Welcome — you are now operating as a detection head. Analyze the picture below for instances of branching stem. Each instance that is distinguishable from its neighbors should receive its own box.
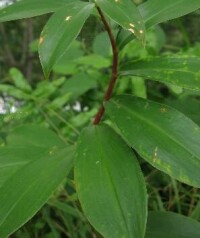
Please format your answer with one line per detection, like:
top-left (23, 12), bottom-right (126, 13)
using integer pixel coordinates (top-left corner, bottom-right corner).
top-left (93, 6), bottom-right (118, 125)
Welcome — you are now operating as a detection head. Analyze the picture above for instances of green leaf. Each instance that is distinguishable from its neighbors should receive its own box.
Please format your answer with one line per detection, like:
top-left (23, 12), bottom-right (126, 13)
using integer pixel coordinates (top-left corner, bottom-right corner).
top-left (9, 68), bottom-right (32, 92)
top-left (145, 211), bottom-right (200, 238)
top-left (0, 147), bottom-right (43, 188)
top-left (49, 200), bottom-right (85, 220)
top-left (6, 124), bottom-right (66, 147)
top-left (105, 95), bottom-right (200, 188)
top-left (0, 124), bottom-right (66, 188)
top-left (0, 0), bottom-right (75, 22)
top-left (0, 84), bottom-right (30, 100)
top-left (95, 0), bottom-right (145, 42)
top-left (139, 0), bottom-right (200, 29)
top-left (0, 127), bottom-right (73, 238)
top-left (74, 54), bottom-right (111, 69)
top-left (75, 124), bottom-right (147, 238)
top-left (39, 2), bottom-right (94, 78)
top-left (92, 32), bottom-right (111, 57)
top-left (60, 73), bottom-right (96, 100)
top-left (120, 56), bottom-right (200, 90)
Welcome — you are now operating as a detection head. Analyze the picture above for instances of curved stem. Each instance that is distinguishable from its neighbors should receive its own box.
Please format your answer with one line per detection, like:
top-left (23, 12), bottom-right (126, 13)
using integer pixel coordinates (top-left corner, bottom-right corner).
top-left (93, 6), bottom-right (118, 125)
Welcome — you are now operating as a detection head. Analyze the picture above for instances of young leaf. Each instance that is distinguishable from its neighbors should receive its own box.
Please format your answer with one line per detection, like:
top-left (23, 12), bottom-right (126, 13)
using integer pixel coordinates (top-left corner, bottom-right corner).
top-left (9, 68), bottom-right (32, 92)
top-left (75, 124), bottom-right (147, 238)
top-left (95, 0), bottom-right (145, 42)
top-left (0, 0), bottom-right (76, 22)
top-left (138, 0), bottom-right (200, 29)
top-left (0, 146), bottom-right (74, 238)
top-left (39, 1), bottom-right (94, 78)
top-left (146, 211), bottom-right (200, 238)
top-left (105, 95), bottom-right (200, 188)
top-left (0, 84), bottom-right (30, 100)
top-left (120, 56), bottom-right (200, 90)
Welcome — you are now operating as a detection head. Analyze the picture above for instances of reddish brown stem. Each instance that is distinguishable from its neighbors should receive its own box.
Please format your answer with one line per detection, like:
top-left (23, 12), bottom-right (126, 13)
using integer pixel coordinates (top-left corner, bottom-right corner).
top-left (93, 6), bottom-right (118, 125)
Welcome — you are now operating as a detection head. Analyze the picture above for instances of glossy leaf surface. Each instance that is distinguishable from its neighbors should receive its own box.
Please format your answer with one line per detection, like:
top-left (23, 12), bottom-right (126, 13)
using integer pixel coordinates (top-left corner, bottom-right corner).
top-left (106, 95), bottom-right (200, 187)
top-left (139, 0), bottom-right (200, 29)
top-left (95, 0), bottom-right (145, 42)
top-left (0, 0), bottom-right (75, 22)
top-left (39, 1), bottom-right (94, 78)
top-left (120, 56), bottom-right (200, 90)
top-left (75, 124), bottom-right (147, 238)
top-left (0, 125), bottom-right (73, 237)
top-left (145, 211), bottom-right (200, 238)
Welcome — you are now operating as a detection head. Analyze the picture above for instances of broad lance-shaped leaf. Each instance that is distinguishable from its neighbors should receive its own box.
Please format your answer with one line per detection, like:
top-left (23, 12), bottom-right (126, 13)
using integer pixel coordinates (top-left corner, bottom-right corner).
top-left (95, 0), bottom-right (145, 42)
top-left (0, 124), bottom-right (67, 188)
top-left (138, 0), bottom-right (200, 29)
top-left (105, 95), bottom-right (200, 188)
top-left (118, 0), bottom-right (200, 50)
top-left (0, 0), bottom-right (76, 22)
top-left (145, 211), bottom-right (200, 238)
top-left (120, 56), bottom-right (200, 90)
top-left (39, 2), bottom-right (94, 78)
top-left (75, 124), bottom-right (147, 238)
top-left (0, 146), bottom-right (74, 238)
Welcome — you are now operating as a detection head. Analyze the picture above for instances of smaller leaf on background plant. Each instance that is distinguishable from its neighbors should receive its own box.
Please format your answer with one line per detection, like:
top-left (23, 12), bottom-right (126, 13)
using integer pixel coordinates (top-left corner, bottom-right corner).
top-left (145, 211), bottom-right (200, 238)
top-left (60, 73), bottom-right (96, 100)
top-left (0, 84), bottom-right (30, 100)
top-left (105, 95), bottom-right (200, 188)
top-left (75, 124), bottom-right (147, 238)
top-left (9, 68), bottom-right (32, 92)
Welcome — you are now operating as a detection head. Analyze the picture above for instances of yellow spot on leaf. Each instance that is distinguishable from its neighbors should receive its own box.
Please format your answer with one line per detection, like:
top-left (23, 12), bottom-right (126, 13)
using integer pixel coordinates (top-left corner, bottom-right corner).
top-left (129, 23), bottom-right (135, 28)
top-left (65, 16), bottom-right (72, 21)
top-left (128, 28), bottom-right (135, 34)
top-left (153, 146), bottom-right (158, 162)
top-left (160, 107), bottom-right (167, 113)
top-left (39, 37), bottom-right (44, 45)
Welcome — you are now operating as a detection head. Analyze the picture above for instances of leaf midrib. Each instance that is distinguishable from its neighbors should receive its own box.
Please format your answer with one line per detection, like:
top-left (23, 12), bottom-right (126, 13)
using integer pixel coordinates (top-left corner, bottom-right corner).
top-left (121, 66), bottom-right (198, 76)
top-left (112, 99), bottom-right (199, 161)
top-left (95, 128), bottom-right (132, 238)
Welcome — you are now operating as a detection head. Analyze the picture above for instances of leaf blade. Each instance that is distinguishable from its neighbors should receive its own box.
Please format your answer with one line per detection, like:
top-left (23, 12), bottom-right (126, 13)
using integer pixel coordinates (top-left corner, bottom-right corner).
top-left (139, 0), bottom-right (200, 29)
top-left (0, 146), bottom-right (74, 237)
top-left (146, 211), bottom-right (200, 238)
top-left (38, 2), bottom-right (94, 78)
top-left (105, 95), bottom-right (200, 187)
top-left (96, 0), bottom-right (145, 42)
top-left (75, 124), bottom-right (147, 238)
top-left (120, 56), bottom-right (200, 90)
top-left (0, 124), bottom-right (67, 188)
top-left (0, 0), bottom-right (76, 22)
